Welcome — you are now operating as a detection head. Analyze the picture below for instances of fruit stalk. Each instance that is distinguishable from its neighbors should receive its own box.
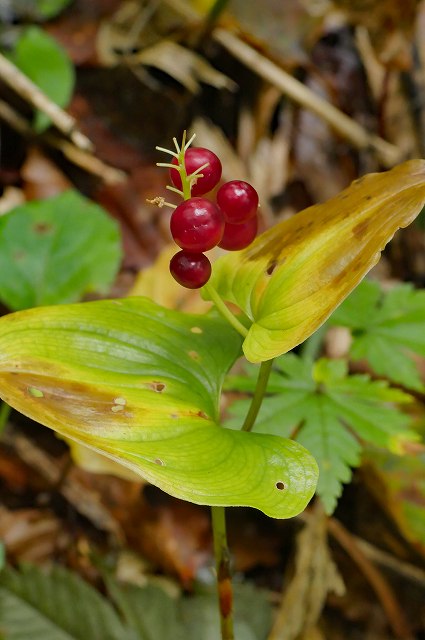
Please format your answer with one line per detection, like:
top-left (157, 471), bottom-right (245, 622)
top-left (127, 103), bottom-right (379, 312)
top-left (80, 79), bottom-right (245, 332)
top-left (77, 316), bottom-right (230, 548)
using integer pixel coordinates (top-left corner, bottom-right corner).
top-left (174, 139), bottom-right (236, 640)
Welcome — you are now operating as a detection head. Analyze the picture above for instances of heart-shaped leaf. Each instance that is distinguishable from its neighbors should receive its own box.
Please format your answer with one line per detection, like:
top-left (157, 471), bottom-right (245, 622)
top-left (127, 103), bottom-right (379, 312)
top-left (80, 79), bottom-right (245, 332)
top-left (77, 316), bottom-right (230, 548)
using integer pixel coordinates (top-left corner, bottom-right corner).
top-left (0, 298), bottom-right (318, 518)
top-left (0, 190), bottom-right (122, 310)
top-left (205, 160), bottom-right (425, 362)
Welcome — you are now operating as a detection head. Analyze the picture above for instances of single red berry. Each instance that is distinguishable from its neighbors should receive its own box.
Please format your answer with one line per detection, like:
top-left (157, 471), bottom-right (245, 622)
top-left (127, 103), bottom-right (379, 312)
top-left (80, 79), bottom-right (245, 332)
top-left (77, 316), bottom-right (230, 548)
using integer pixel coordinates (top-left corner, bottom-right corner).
top-left (170, 197), bottom-right (224, 252)
top-left (170, 147), bottom-right (222, 196)
top-left (218, 215), bottom-right (258, 251)
top-left (170, 251), bottom-right (211, 289)
top-left (217, 180), bottom-right (259, 224)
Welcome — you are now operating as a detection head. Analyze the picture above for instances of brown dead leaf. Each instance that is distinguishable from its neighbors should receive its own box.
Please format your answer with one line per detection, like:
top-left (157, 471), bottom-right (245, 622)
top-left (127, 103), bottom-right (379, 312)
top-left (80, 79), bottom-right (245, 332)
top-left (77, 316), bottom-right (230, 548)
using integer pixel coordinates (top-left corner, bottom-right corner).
top-left (332, 0), bottom-right (421, 68)
top-left (0, 506), bottom-right (69, 564)
top-left (269, 505), bottom-right (345, 640)
top-left (131, 40), bottom-right (236, 94)
top-left (8, 432), bottom-right (128, 539)
top-left (126, 489), bottom-right (211, 587)
top-left (0, 187), bottom-right (25, 216)
top-left (0, 446), bottom-right (33, 492)
top-left (21, 147), bottom-right (72, 201)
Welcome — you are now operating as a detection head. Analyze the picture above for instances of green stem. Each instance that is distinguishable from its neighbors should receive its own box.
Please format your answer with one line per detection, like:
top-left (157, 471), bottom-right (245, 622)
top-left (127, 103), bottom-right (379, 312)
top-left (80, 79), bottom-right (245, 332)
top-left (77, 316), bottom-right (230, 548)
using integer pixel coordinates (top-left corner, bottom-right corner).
top-left (205, 0), bottom-right (231, 24)
top-left (241, 359), bottom-right (273, 432)
top-left (211, 506), bottom-right (234, 640)
top-left (203, 282), bottom-right (248, 338)
top-left (0, 401), bottom-right (11, 435)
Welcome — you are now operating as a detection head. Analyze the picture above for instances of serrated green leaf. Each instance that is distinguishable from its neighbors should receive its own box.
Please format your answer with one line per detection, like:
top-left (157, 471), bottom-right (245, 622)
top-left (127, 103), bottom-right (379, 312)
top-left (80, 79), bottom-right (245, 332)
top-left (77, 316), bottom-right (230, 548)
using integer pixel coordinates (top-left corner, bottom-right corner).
top-left (107, 578), bottom-right (271, 640)
top-left (204, 161), bottom-right (425, 363)
top-left (106, 580), bottom-right (185, 640)
top-left (10, 26), bottom-right (74, 131)
top-left (180, 584), bottom-right (272, 640)
top-left (331, 281), bottom-right (425, 391)
top-left (0, 190), bottom-right (122, 310)
top-left (225, 355), bottom-right (416, 513)
top-left (0, 565), bottom-right (135, 640)
top-left (0, 298), bottom-right (318, 518)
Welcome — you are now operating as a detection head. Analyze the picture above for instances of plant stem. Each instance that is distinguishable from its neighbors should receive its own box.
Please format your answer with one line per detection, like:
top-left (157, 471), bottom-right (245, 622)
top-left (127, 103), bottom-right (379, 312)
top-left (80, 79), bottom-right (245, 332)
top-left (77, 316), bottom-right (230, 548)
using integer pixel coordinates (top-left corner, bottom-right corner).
top-left (241, 359), bottom-right (273, 432)
top-left (211, 506), bottom-right (234, 640)
top-left (203, 282), bottom-right (248, 338)
top-left (0, 401), bottom-right (11, 435)
top-left (205, 0), bottom-right (231, 24)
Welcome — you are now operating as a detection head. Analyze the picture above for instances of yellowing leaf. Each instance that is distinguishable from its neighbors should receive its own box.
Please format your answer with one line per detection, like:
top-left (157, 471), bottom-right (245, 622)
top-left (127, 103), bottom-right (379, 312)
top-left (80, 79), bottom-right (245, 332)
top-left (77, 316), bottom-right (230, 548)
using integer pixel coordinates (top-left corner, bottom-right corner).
top-left (205, 160), bottom-right (425, 362)
top-left (0, 298), bottom-right (318, 518)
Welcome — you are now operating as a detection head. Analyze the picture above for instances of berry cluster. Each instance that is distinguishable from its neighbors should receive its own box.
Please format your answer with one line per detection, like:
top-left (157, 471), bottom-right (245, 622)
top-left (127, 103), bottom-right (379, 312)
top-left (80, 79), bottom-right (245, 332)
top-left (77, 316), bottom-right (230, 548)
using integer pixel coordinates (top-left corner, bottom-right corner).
top-left (157, 140), bottom-right (259, 289)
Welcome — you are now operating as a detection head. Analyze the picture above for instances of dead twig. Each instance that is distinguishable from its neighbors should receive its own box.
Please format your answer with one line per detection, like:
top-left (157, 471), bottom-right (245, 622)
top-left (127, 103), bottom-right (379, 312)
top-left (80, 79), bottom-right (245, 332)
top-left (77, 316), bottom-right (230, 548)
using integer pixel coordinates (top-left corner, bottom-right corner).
top-left (0, 99), bottom-right (125, 185)
top-left (159, 0), bottom-right (403, 165)
top-left (212, 29), bottom-right (403, 167)
top-left (353, 535), bottom-right (425, 587)
top-left (0, 51), bottom-right (92, 151)
top-left (327, 517), bottom-right (414, 640)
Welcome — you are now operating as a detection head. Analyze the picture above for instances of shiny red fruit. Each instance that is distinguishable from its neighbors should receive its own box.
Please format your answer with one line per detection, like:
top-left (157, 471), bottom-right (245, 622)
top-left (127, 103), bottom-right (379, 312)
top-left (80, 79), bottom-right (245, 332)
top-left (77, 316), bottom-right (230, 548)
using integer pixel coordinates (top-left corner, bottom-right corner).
top-left (217, 180), bottom-right (259, 224)
top-left (170, 198), bottom-right (224, 252)
top-left (169, 251), bottom-right (211, 289)
top-left (170, 148), bottom-right (222, 196)
top-left (218, 215), bottom-right (258, 251)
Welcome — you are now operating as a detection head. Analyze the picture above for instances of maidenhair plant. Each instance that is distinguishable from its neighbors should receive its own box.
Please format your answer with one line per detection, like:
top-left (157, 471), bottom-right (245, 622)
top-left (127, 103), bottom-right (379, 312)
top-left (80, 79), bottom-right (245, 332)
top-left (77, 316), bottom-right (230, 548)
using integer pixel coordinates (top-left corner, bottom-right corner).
top-left (0, 133), bottom-right (424, 640)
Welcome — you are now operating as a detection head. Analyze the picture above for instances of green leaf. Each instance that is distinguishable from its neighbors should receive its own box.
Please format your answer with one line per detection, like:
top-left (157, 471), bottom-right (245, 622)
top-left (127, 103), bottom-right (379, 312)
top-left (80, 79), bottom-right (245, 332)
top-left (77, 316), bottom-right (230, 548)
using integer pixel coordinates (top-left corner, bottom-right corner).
top-left (204, 161), bottom-right (425, 362)
top-left (3, 0), bottom-right (72, 21)
top-left (0, 563), bottom-right (272, 640)
top-left (107, 578), bottom-right (272, 640)
top-left (226, 355), bottom-right (416, 513)
top-left (0, 190), bottom-right (122, 310)
top-left (0, 298), bottom-right (318, 518)
top-left (10, 26), bottom-right (75, 131)
top-left (105, 579), bottom-right (186, 640)
top-left (331, 280), bottom-right (425, 391)
top-left (0, 565), bottom-right (135, 640)
top-left (180, 584), bottom-right (272, 640)
top-left (35, 0), bottom-right (72, 19)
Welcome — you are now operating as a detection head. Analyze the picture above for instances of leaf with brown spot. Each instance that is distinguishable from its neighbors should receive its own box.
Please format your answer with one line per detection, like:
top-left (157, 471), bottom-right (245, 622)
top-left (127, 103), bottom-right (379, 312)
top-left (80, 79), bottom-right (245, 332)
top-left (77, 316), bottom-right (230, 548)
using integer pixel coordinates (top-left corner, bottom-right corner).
top-left (0, 297), bottom-right (318, 519)
top-left (204, 160), bottom-right (425, 362)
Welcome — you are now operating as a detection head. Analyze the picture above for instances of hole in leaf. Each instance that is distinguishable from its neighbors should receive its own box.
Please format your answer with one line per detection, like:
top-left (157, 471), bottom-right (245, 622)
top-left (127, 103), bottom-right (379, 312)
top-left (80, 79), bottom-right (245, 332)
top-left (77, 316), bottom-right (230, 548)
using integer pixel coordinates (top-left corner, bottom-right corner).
top-left (190, 326), bottom-right (203, 334)
top-left (154, 458), bottom-right (164, 466)
top-left (275, 481), bottom-right (285, 491)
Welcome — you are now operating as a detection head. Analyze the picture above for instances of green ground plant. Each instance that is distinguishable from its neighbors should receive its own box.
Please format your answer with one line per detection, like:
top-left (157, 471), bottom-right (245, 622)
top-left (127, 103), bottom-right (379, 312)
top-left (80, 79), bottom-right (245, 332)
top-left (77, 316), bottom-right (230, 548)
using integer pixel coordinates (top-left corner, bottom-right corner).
top-left (0, 135), bottom-right (425, 639)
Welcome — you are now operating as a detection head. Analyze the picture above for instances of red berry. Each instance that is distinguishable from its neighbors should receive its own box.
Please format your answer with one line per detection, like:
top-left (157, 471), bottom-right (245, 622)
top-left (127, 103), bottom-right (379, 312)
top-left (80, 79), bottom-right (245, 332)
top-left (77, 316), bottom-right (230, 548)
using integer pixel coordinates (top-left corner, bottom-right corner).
top-left (218, 215), bottom-right (258, 251)
top-left (217, 180), bottom-right (259, 224)
top-left (170, 197), bottom-right (224, 252)
top-left (170, 148), bottom-right (222, 196)
top-left (170, 251), bottom-right (211, 289)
